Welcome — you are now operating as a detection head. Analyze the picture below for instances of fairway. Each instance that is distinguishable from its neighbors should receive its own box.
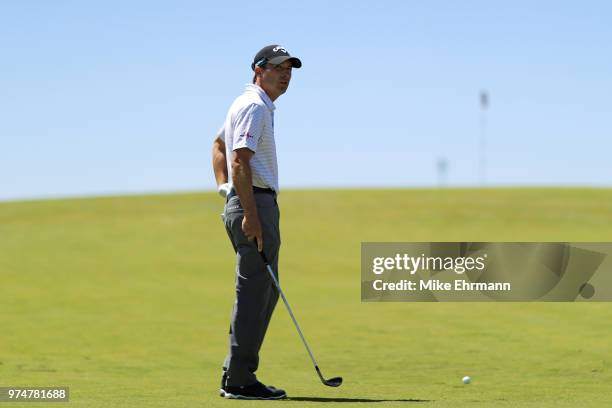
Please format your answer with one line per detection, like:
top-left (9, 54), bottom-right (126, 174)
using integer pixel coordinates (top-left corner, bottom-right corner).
top-left (1, 188), bottom-right (612, 407)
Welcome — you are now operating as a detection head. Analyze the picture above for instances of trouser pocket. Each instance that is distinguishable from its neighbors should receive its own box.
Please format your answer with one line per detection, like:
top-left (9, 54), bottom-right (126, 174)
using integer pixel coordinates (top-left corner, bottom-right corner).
top-left (223, 195), bottom-right (280, 274)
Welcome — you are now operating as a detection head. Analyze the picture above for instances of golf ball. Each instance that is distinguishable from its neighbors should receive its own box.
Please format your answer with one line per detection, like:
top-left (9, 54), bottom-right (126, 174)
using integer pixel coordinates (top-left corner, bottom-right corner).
top-left (462, 376), bottom-right (471, 384)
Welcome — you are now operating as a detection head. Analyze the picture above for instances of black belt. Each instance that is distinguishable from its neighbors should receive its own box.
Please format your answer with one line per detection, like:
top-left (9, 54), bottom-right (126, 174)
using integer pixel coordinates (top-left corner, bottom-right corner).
top-left (227, 186), bottom-right (275, 200)
top-left (253, 186), bottom-right (275, 195)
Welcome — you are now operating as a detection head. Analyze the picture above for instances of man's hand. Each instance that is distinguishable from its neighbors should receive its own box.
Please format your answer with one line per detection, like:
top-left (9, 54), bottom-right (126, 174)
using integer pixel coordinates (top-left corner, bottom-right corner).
top-left (242, 214), bottom-right (263, 252)
top-left (217, 183), bottom-right (232, 198)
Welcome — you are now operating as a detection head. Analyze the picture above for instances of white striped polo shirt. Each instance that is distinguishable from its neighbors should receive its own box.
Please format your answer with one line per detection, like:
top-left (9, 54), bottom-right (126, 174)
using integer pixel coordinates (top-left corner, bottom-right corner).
top-left (216, 84), bottom-right (279, 193)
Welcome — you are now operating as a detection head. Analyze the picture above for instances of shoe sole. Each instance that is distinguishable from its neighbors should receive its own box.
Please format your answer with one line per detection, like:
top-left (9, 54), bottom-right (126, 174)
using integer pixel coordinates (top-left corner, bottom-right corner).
top-left (220, 390), bottom-right (287, 400)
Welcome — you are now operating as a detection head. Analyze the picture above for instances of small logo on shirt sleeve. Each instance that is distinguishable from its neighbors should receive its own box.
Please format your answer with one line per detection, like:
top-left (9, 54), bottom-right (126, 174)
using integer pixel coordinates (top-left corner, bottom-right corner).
top-left (240, 132), bottom-right (253, 139)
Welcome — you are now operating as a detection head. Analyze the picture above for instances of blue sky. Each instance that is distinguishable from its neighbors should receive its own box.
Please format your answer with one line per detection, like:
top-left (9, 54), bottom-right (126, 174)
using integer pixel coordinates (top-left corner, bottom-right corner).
top-left (1, 0), bottom-right (611, 200)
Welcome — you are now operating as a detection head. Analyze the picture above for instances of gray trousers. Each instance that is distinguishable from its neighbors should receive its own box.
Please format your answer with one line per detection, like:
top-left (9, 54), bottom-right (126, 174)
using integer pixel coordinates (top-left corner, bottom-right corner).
top-left (221, 192), bottom-right (280, 386)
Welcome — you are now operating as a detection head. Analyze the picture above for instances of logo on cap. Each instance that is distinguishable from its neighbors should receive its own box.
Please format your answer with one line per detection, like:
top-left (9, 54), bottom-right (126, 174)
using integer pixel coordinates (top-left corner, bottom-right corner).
top-left (273, 46), bottom-right (287, 53)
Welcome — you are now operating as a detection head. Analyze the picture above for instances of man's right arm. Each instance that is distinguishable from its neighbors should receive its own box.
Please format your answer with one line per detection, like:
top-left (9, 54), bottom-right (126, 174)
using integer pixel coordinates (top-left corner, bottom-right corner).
top-left (232, 148), bottom-right (263, 251)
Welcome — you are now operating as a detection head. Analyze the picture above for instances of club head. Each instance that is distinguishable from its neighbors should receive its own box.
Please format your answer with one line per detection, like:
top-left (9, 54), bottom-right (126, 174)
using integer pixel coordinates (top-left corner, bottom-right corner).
top-left (324, 377), bottom-right (343, 387)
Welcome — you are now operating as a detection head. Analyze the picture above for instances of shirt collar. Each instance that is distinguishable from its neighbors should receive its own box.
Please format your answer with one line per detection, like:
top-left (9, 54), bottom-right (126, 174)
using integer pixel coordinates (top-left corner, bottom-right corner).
top-left (245, 84), bottom-right (276, 111)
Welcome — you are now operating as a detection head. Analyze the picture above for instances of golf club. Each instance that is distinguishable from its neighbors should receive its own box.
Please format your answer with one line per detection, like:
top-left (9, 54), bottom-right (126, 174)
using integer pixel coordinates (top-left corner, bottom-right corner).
top-left (258, 246), bottom-right (343, 388)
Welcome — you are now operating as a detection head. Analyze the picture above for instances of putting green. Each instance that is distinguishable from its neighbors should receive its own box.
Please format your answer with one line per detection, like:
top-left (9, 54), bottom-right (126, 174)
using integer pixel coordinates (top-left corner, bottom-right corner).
top-left (1, 188), bottom-right (612, 407)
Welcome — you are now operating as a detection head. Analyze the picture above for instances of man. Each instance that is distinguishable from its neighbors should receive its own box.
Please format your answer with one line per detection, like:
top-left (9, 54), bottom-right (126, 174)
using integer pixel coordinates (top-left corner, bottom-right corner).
top-left (211, 45), bottom-right (302, 400)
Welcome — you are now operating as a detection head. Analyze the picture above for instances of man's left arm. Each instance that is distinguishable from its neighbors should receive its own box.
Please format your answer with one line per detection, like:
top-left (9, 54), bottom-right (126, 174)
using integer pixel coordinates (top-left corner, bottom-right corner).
top-left (212, 135), bottom-right (231, 197)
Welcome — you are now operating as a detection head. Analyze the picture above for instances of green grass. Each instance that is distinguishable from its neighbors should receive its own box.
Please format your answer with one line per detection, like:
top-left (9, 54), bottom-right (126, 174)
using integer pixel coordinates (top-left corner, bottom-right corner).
top-left (1, 188), bottom-right (612, 407)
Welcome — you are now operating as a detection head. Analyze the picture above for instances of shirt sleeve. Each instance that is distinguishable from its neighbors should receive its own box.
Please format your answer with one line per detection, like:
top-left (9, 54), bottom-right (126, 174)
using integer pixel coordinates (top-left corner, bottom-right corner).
top-left (215, 124), bottom-right (225, 141)
top-left (232, 103), bottom-right (264, 153)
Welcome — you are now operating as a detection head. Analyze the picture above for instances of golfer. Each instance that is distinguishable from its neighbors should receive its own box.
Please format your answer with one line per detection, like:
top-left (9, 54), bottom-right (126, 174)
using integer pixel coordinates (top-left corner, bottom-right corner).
top-left (211, 45), bottom-right (301, 400)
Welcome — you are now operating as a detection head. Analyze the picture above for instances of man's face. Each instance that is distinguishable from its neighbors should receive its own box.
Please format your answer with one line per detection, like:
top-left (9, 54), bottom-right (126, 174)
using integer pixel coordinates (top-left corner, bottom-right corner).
top-left (260, 60), bottom-right (293, 97)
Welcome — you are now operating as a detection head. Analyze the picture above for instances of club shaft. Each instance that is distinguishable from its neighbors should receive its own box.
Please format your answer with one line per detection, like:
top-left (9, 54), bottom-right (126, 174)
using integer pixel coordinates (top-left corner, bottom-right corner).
top-left (264, 264), bottom-right (320, 369)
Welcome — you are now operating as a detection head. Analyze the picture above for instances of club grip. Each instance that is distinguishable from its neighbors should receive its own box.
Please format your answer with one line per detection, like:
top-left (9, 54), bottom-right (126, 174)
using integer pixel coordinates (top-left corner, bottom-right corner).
top-left (255, 239), bottom-right (269, 264)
